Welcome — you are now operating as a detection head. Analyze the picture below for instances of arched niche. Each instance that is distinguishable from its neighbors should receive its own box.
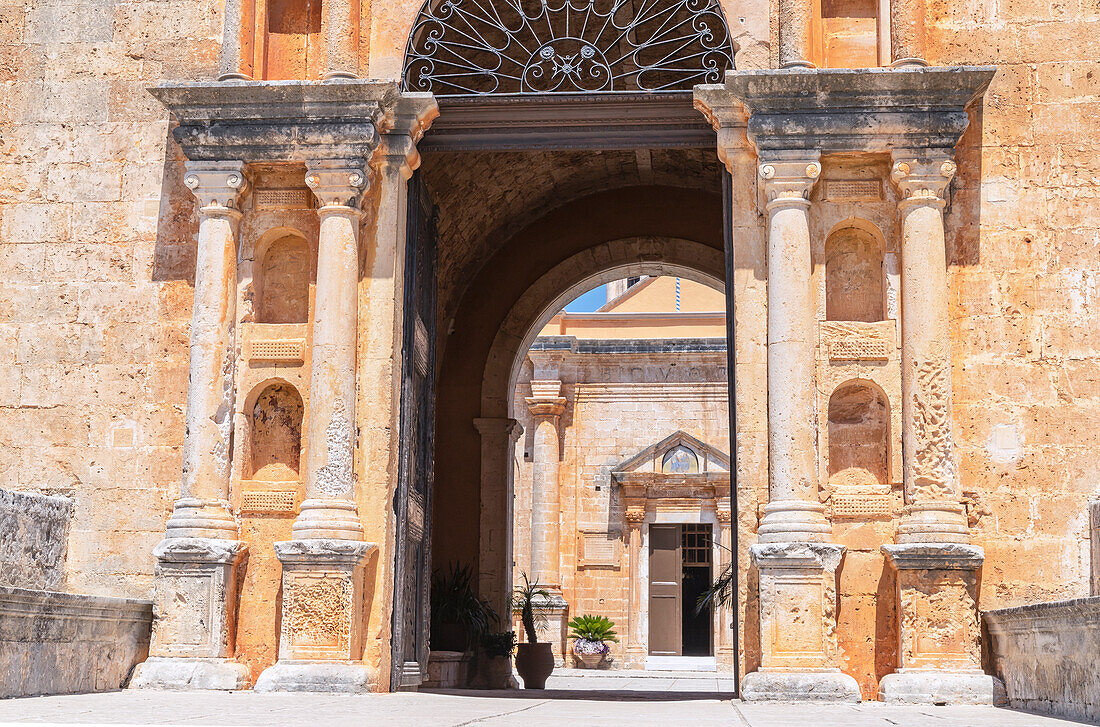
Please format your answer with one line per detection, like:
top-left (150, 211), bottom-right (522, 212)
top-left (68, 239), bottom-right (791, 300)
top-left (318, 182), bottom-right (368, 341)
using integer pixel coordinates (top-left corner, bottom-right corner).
top-left (825, 224), bottom-right (885, 322)
top-left (262, 0), bottom-right (322, 80)
top-left (256, 233), bottom-right (310, 324)
top-left (827, 380), bottom-right (889, 486)
top-left (249, 380), bottom-right (305, 481)
top-left (817, 0), bottom-right (885, 68)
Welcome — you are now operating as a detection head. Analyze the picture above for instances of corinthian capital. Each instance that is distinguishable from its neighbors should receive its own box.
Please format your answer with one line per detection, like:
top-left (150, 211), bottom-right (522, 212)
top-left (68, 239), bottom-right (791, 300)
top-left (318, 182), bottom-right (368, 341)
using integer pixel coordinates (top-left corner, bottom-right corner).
top-left (758, 154), bottom-right (822, 204)
top-left (890, 150), bottom-right (957, 204)
top-left (305, 159), bottom-right (370, 208)
top-left (183, 161), bottom-right (249, 211)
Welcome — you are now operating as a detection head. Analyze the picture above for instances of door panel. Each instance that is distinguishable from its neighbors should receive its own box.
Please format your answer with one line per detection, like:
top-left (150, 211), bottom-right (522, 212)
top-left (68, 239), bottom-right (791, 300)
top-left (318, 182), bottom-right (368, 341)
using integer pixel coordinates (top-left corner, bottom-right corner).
top-left (390, 172), bottom-right (438, 690)
top-left (648, 524), bottom-right (682, 656)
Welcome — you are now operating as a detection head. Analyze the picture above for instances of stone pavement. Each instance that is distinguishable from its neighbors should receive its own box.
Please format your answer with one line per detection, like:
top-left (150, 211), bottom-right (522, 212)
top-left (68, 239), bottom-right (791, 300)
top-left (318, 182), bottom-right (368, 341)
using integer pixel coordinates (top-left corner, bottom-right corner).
top-left (0, 684), bottom-right (1093, 727)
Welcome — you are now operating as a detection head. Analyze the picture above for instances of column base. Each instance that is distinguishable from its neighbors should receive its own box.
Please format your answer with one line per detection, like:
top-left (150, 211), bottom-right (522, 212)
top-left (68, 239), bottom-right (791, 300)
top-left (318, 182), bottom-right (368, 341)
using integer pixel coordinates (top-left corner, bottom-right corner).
top-left (253, 661), bottom-right (377, 693)
top-left (741, 670), bottom-right (861, 702)
top-left (129, 657), bottom-right (249, 691)
top-left (532, 591), bottom-right (569, 666)
top-left (878, 670), bottom-right (1006, 705)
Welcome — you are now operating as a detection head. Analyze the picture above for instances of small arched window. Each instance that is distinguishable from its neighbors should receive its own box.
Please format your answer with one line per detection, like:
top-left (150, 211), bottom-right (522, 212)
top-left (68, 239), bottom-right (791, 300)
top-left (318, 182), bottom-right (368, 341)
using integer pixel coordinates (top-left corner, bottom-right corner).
top-left (250, 382), bottom-right (304, 480)
top-left (662, 445), bottom-right (700, 474)
top-left (825, 226), bottom-right (885, 322)
top-left (828, 381), bottom-right (889, 485)
top-left (256, 235), bottom-right (310, 324)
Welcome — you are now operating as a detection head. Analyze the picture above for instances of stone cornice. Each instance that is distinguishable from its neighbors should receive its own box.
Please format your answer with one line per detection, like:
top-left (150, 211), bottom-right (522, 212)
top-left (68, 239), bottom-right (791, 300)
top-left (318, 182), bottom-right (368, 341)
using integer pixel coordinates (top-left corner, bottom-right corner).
top-left (694, 66), bottom-right (995, 154)
top-left (149, 79), bottom-right (401, 162)
top-left (378, 93), bottom-right (440, 179)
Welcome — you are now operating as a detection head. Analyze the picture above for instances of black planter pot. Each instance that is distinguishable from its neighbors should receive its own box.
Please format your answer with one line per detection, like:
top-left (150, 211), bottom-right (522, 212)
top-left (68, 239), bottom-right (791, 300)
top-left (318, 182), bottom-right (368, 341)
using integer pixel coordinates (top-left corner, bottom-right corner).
top-left (514, 642), bottom-right (555, 689)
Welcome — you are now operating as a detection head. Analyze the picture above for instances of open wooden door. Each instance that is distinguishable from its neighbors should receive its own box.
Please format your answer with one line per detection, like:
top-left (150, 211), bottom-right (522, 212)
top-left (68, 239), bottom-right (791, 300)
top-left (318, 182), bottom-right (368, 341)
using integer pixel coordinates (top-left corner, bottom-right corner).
top-left (390, 171), bottom-right (438, 690)
top-left (648, 524), bottom-right (682, 656)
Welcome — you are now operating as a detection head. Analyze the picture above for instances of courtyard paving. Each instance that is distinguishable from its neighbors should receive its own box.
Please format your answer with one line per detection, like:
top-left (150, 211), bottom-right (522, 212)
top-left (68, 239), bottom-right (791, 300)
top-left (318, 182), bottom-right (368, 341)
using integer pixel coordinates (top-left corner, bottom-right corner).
top-left (0, 671), bottom-right (1091, 727)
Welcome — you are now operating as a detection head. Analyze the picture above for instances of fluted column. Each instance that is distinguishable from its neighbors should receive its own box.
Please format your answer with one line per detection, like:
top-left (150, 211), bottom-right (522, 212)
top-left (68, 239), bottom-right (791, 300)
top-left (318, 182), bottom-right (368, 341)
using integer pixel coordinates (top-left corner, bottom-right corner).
top-left (131, 162), bottom-right (250, 691)
top-left (322, 0), bottom-right (359, 79)
top-left (757, 155), bottom-right (830, 544)
top-left (878, 151), bottom-right (1000, 704)
top-left (255, 160), bottom-right (375, 693)
top-left (890, 0), bottom-right (928, 67)
top-left (624, 506), bottom-right (646, 667)
top-left (742, 154), bottom-right (859, 703)
top-left (217, 0), bottom-right (255, 80)
top-left (779, 0), bottom-right (816, 68)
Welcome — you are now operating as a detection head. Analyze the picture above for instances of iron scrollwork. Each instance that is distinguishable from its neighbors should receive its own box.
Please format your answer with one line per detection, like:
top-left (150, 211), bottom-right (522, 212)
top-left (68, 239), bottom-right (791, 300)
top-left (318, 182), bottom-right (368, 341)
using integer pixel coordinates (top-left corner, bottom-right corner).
top-left (403, 0), bottom-right (736, 95)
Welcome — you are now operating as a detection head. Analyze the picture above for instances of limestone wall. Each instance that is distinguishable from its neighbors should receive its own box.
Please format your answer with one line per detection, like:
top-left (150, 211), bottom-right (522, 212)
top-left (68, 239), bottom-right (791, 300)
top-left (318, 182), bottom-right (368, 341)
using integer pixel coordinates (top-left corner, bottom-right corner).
top-left (985, 596), bottom-right (1100, 722)
top-left (0, 487), bottom-right (72, 590)
top-left (0, 585), bottom-right (152, 698)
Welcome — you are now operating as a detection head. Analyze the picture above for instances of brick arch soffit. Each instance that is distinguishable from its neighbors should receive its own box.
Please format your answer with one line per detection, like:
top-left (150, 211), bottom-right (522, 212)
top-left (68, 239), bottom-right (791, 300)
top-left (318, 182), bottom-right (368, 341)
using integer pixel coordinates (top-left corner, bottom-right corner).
top-left (478, 237), bottom-right (726, 420)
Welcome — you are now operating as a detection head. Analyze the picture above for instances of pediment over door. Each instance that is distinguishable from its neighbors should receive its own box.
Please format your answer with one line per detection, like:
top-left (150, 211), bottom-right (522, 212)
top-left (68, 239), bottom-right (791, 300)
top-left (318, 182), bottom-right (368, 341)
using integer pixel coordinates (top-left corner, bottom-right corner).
top-left (612, 431), bottom-right (730, 512)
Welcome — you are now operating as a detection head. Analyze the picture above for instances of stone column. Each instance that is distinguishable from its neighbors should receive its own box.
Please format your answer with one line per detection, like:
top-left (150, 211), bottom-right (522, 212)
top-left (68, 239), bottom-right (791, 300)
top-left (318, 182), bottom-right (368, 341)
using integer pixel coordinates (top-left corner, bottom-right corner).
top-left (890, 0), bottom-right (927, 67)
top-left (476, 417), bottom-right (524, 628)
top-left (255, 160), bottom-right (374, 693)
top-left (778, 0), bottom-right (815, 68)
top-left (131, 162), bottom-right (250, 691)
top-left (322, 0), bottom-right (358, 79)
top-left (525, 379), bottom-right (569, 663)
top-left (624, 506), bottom-right (646, 667)
top-left (742, 154), bottom-right (860, 702)
top-left (716, 506), bottom-right (735, 670)
top-left (217, 0), bottom-right (255, 80)
top-left (878, 151), bottom-right (1001, 705)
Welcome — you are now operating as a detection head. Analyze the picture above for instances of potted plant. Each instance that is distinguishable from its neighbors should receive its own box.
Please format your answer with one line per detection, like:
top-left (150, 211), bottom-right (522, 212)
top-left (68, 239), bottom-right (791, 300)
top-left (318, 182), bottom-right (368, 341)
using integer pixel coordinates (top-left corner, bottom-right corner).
top-left (568, 614), bottom-right (618, 669)
top-left (469, 630), bottom-right (517, 689)
top-left (430, 562), bottom-right (498, 653)
top-left (512, 572), bottom-right (555, 689)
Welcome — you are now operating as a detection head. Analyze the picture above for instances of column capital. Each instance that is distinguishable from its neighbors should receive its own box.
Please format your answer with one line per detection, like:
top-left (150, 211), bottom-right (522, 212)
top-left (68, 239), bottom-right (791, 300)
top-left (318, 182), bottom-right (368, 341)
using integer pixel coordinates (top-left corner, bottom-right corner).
top-left (526, 379), bottom-right (566, 417)
top-left (473, 416), bottom-right (524, 444)
top-left (183, 161), bottom-right (249, 212)
top-left (305, 159), bottom-right (369, 208)
top-left (890, 150), bottom-right (957, 206)
top-left (625, 505), bottom-right (646, 527)
top-left (758, 153), bottom-right (821, 206)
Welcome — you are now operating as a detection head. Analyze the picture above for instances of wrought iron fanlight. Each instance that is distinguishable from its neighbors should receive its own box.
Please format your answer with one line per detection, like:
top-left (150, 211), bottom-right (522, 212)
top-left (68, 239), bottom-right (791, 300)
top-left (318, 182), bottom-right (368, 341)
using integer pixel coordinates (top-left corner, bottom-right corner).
top-left (402, 0), bottom-right (736, 96)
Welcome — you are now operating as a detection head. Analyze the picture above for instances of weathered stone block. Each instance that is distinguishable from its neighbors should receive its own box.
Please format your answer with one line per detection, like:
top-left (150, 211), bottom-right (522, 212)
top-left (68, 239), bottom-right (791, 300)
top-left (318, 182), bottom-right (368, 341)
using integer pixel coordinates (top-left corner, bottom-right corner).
top-left (0, 487), bottom-right (72, 590)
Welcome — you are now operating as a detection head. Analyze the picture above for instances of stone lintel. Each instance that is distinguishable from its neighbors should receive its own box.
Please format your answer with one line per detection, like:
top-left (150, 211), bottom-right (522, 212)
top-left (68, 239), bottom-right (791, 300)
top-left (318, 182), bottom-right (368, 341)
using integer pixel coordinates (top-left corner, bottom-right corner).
top-left (751, 541), bottom-right (845, 572)
top-left (148, 79), bottom-right (399, 162)
top-left (273, 538), bottom-right (376, 567)
top-left (695, 66), bottom-right (996, 154)
top-left (882, 542), bottom-right (984, 571)
top-left (152, 537), bottom-right (246, 565)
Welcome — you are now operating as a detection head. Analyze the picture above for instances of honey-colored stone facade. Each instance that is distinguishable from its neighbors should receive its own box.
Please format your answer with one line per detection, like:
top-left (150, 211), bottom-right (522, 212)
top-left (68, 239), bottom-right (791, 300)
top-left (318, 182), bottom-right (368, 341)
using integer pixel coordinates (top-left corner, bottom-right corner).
top-left (0, 0), bottom-right (1096, 702)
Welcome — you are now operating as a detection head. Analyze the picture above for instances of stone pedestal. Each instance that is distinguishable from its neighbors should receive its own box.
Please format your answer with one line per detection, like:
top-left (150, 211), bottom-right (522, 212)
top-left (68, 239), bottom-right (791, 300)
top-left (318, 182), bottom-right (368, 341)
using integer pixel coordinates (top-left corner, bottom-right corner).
top-left (532, 591), bottom-right (569, 667)
top-left (742, 543), bottom-right (860, 702)
top-left (130, 538), bottom-right (248, 690)
top-left (254, 539), bottom-right (376, 692)
top-left (878, 543), bottom-right (1004, 704)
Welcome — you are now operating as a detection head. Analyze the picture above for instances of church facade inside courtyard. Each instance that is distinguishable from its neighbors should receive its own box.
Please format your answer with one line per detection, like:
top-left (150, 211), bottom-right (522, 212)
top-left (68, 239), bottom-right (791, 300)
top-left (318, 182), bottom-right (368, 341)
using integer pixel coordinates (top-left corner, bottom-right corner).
top-left (1, 0), bottom-right (1099, 717)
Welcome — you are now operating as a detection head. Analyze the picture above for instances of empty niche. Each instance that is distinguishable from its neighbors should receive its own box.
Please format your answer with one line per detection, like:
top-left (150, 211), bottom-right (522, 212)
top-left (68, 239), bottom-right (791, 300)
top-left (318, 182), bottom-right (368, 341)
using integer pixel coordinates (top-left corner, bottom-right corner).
top-left (257, 235), bottom-right (310, 324)
top-left (250, 382), bottom-right (304, 481)
top-left (263, 0), bottom-right (322, 80)
top-left (828, 381), bottom-right (888, 486)
top-left (825, 226), bottom-right (884, 322)
top-left (820, 0), bottom-right (880, 68)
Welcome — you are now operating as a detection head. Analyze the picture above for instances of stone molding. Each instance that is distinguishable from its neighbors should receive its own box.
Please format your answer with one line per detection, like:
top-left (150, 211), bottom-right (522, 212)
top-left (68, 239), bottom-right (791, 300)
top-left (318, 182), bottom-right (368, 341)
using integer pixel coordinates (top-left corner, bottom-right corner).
top-left (273, 538), bottom-right (376, 565)
top-left (183, 161), bottom-right (250, 211)
top-left (378, 93), bottom-right (440, 179)
top-left (882, 542), bottom-right (984, 571)
top-left (304, 159), bottom-right (369, 209)
top-left (473, 416), bottom-right (524, 443)
top-left (694, 67), bottom-right (996, 154)
top-left (526, 379), bottom-right (567, 417)
top-left (152, 537), bottom-right (246, 565)
top-left (1091, 500), bottom-right (1100, 596)
top-left (750, 541), bottom-right (845, 572)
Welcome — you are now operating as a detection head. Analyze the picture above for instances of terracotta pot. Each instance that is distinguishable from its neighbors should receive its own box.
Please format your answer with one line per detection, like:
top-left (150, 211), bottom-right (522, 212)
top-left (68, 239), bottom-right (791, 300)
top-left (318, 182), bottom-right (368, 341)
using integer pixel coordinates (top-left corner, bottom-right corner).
top-left (514, 642), bottom-right (555, 689)
top-left (576, 652), bottom-right (603, 669)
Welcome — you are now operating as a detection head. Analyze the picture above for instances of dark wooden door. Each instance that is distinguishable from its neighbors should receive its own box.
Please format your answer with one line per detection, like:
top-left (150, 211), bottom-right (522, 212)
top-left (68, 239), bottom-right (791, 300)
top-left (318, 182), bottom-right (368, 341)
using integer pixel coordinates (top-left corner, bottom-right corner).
top-left (390, 172), bottom-right (438, 690)
top-left (648, 524), bottom-right (682, 656)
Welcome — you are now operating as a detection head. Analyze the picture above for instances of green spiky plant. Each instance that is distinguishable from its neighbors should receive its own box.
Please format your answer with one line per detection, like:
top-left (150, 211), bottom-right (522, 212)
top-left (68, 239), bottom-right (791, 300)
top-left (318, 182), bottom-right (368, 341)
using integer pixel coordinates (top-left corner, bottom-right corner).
top-left (567, 615), bottom-right (619, 643)
top-left (430, 562), bottom-right (499, 651)
top-left (512, 571), bottom-right (549, 643)
top-left (696, 542), bottom-right (736, 615)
